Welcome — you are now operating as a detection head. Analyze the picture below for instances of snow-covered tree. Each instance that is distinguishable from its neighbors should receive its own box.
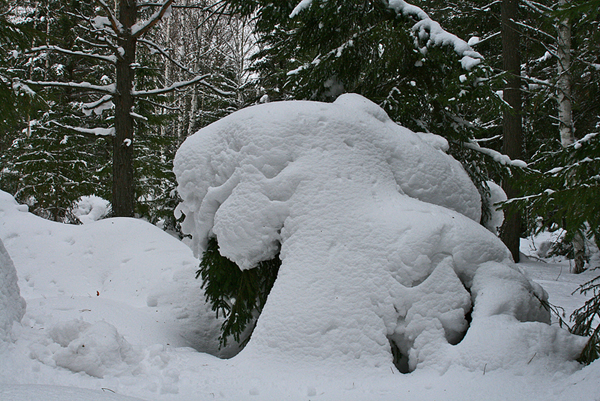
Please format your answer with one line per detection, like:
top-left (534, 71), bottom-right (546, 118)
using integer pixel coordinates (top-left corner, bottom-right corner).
top-left (12, 0), bottom-right (229, 218)
top-left (224, 0), bottom-right (538, 234)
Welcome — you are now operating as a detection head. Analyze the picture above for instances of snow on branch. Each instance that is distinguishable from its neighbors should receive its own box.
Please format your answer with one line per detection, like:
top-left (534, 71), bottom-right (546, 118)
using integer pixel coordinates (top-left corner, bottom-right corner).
top-left (465, 140), bottom-right (528, 167)
top-left (28, 45), bottom-right (117, 64)
top-left (387, 0), bottom-right (483, 70)
top-left (290, 0), bottom-right (313, 17)
top-left (132, 0), bottom-right (174, 38)
top-left (289, 0), bottom-right (483, 70)
top-left (81, 95), bottom-right (114, 116)
top-left (22, 80), bottom-right (116, 95)
top-left (94, 0), bottom-right (122, 34)
top-left (54, 122), bottom-right (115, 137)
top-left (132, 74), bottom-right (234, 97)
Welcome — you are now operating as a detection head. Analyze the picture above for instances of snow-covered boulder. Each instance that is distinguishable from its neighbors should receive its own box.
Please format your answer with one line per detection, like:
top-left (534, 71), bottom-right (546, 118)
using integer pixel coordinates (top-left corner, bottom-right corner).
top-left (174, 94), bottom-right (584, 372)
top-left (0, 238), bottom-right (26, 341)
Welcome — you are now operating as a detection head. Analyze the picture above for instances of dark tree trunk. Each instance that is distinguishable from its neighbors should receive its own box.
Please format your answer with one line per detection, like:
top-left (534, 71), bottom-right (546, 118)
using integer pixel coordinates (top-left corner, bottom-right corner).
top-left (500, 0), bottom-right (523, 262)
top-left (113, 0), bottom-right (137, 217)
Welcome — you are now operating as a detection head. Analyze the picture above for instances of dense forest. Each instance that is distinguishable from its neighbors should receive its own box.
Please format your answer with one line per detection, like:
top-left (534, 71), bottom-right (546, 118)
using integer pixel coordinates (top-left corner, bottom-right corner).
top-left (1, 0), bottom-right (599, 361)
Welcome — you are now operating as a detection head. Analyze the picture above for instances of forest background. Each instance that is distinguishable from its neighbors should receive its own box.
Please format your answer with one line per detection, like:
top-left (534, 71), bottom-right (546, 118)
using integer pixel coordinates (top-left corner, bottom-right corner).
top-left (0, 0), bottom-right (599, 361)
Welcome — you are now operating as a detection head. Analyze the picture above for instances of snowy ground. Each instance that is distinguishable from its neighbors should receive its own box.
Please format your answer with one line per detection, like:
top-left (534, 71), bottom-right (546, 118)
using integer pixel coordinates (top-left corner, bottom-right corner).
top-left (1, 95), bottom-right (599, 400)
top-left (0, 189), bottom-right (599, 401)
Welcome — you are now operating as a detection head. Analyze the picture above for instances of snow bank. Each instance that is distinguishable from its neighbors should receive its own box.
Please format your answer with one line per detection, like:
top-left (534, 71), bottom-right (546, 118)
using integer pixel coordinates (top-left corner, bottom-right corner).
top-left (0, 189), bottom-right (233, 357)
top-left (174, 94), bottom-right (585, 372)
top-left (0, 238), bottom-right (26, 341)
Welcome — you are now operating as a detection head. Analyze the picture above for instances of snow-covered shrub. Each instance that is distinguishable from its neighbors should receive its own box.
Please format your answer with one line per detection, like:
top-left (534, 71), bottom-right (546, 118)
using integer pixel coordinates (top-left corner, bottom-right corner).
top-left (174, 94), bottom-right (585, 371)
top-left (0, 238), bottom-right (26, 341)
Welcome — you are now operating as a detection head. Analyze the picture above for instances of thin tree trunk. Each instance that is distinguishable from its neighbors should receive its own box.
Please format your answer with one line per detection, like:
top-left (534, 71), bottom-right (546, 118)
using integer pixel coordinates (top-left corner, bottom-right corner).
top-left (500, 0), bottom-right (523, 262)
top-left (113, 0), bottom-right (137, 217)
top-left (557, 0), bottom-right (586, 273)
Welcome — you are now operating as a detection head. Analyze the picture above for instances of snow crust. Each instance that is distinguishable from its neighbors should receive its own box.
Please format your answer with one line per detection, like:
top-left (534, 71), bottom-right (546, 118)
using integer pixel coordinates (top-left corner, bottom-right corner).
top-left (174, 94), bottom-right (584, 371)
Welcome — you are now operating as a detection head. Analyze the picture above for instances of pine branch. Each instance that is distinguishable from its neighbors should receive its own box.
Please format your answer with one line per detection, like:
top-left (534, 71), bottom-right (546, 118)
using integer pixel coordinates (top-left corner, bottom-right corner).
top-left (132, 0), bottom-right (175, 38)
top-left (95, 0), bottom-right (123, 34)
top-left (53, 121), bottom-right (115, 137)
top-left (27, 45), bottom-right (117, 64)
top-left (21, 80), bottom-right (116, 95)
top-left (132, 74), bottom-right (234, 97)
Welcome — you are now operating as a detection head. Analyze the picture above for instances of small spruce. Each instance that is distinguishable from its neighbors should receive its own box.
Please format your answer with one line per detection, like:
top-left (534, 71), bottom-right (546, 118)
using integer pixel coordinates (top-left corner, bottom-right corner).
top-left (197, 236), bottom-right (280, 347)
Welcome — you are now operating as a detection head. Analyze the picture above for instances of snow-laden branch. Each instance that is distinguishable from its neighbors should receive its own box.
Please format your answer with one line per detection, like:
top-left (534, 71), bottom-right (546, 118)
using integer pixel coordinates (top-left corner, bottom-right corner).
top-left (132, 0), bottom-right (174, 38)
top-left (132, 74), bottom-right (234, 97)
top-left (95, 0), bottom-right (122, 34)
top-left (512, 19), bottom-right (556, 42)
top-left (28, 45), bottom-right (117, 64)
top-left (387, 0), bottom-right (483, 70)
top-left (289, 0), bottom-right (483, 70)
top-left (290, 0), bottom-right (313, 17)
top-left (287, 26), bottom-right (377, 76)
top-left (81, 95), bottom-right (114, 116)
top-left (22, 80), bottom-right (116, 95)
top-left (465, 140), bottom-right (528, 167)
top-left (54, 122), bottom-right (115, 137)
top-left (521, 0), bottom-right (553, 15)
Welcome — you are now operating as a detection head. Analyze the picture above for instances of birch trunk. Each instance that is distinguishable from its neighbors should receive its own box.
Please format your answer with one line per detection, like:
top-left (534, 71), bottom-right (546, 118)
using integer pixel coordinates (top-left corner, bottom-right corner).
top-left (557, 0), bottom-right (586, 273)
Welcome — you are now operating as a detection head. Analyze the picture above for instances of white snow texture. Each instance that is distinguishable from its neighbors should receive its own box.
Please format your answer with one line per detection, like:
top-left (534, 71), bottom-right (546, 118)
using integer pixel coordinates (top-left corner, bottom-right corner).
top-left (174, 94), bottom-right (584, 371)
top-left (0, 238), bottom-right (26, 341)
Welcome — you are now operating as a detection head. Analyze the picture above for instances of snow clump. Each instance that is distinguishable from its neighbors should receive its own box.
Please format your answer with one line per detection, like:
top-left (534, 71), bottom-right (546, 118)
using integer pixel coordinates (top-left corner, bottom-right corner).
top-left (48, 320), bottom-right (141, 378)
top-left (174, 94), bottom-right (585, 372)
top-left (72, 195), bottom-right (110, 224)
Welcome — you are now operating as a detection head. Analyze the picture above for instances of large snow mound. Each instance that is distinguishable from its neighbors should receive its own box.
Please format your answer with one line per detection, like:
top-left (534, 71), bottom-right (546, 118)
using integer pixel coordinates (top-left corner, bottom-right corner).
top-left (174, 94), bottom-right (585, 372)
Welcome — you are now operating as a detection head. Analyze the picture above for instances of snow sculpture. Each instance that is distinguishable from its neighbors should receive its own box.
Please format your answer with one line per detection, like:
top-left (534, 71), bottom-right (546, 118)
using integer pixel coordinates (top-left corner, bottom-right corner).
top-left (0, 238), bottom-right (26, 341)
top-left (174, 94), bottom-right (584, 372)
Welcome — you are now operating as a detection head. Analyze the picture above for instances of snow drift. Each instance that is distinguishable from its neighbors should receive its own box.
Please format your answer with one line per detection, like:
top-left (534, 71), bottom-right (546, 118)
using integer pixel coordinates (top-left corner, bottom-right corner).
top-left (174, 94), bottom-right (585, 372)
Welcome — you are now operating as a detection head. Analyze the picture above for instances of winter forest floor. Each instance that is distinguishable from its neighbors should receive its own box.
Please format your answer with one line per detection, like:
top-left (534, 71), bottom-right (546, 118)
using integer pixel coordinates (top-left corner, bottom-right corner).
top-left (1, 189), bottom-right (599, 401)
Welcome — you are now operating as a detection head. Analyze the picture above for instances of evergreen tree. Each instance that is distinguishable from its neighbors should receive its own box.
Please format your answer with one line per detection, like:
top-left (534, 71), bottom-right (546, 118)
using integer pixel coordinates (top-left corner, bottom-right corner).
top-left (224, 0), bottom-right (522, 227)
top-left (10, 0), bottom-right (227, 218)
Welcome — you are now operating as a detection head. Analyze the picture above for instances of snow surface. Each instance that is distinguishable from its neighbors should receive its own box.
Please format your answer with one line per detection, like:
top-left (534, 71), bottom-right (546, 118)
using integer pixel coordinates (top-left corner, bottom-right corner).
top-left (0, 95), bottom-right (599, 400)
top-left (0, 238), bottom-right (25, 341)
top-left (0, 189), bottom-right (599, 400)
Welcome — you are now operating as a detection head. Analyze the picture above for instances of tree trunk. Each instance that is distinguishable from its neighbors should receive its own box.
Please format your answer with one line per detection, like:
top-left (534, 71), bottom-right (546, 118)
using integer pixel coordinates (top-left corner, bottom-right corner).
top-left (500, 0), bottom-right (523, 262)
top-left (113, 0), bottom-right (137, 217)
top-left (557, 0), bottom-right (586, 273)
